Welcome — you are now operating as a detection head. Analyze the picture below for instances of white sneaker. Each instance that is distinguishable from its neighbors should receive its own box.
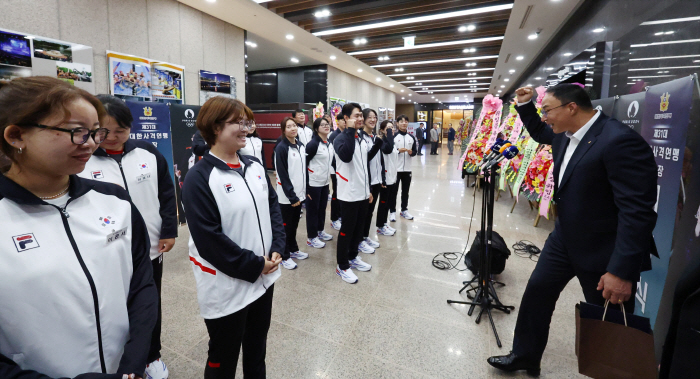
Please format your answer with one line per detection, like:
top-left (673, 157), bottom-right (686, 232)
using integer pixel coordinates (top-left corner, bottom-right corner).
top-left (350, 256), bottom-right (372, 271)
top-left (336, 265), bottom-right (358, 283)
top-left (401, 210), bottom-right (414, 220)
top-left (384, 223), bottom-right (396, 233)
top-left (377, 225), bottom-right (396, 236)
top-left (363, 237), bottom-right (380, 248)
top-left (145, 358), bottom-right (169, 379)
top-left (358, 241), bottom-right (376, 254)
top-left (318, 230), bottom-right (333, 241)
top-left (306, 237), bottom-right (326, 249)
top-left (290, 250), bottom-right (309, 260)
top-left (331, 220), bottom-right (342, 230)
top-left (281, 258), bottom-right (298, 270)
top-left (389, 212), bottom-right (397, 222)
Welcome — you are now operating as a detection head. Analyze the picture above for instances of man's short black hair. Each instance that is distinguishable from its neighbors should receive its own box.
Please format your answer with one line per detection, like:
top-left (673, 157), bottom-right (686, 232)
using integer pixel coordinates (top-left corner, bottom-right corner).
top-left (342, 102), bottom-right (362, 118)
top-left (545, 83), bottom-right (593, 110)
top-left (336, 113), bottom-right (344, 121)
top-left (292, 109), bottom-right (305, 118)
top-left (396, 114), bottom-right (409, 122)
top-left (420, 123), bottom-right (425, 126)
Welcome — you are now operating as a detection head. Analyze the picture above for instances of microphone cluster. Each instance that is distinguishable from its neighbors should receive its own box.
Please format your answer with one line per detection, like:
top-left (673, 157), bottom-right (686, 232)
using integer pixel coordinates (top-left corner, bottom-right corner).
top-left (479, 138), bottom-right (520, 171)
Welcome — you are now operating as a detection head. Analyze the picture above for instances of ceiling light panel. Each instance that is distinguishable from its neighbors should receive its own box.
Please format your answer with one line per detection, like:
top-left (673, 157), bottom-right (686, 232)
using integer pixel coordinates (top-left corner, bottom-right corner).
top-left (387, 68), bottom-right (495, 77)
top-left (313, 4), bottom-right (513, 36)
top-left (372, 55), bottom-right (497, 68)
top-left (348, 36), bottom-right (504, 56)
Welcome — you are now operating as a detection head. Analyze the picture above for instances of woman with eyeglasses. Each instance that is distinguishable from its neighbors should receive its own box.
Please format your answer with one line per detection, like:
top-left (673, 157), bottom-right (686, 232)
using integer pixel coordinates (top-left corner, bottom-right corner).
top-left (274, 117), bottom-right (308, 270)
top-left (238, 121), bottom-right (267, 169)
top-left (305, 117), bottom-right (335, 249)
top-left (182, 97), bottom-right (284, 378)
top-left (0, 77), bottom-right (157, 378)
top-left (78, 95), bottom-right (177, 379)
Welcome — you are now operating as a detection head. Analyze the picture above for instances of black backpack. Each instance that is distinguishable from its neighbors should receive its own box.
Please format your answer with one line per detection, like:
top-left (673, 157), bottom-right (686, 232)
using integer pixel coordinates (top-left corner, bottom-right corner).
top-left (465, 231), bottom-right (511, 275)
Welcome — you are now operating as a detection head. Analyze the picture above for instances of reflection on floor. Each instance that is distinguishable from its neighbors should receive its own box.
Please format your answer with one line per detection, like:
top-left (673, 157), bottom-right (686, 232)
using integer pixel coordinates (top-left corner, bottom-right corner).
top-left (160, 144), bottom-right (585, 378)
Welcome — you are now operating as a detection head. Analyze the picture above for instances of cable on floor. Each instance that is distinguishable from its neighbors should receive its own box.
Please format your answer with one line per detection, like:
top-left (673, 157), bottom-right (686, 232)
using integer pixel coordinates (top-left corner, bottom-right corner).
top-left (432, 185), bottom-right (478, 271)
top-left (512, 240), bottom-right (541, 262)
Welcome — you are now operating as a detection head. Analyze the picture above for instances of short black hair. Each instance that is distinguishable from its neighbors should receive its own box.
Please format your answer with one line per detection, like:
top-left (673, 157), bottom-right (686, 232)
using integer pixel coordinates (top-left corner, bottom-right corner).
top-left (420, 123), bottom-right (424, 126)
top-left (96, 94), bottom-right (133, 129)
top-left (335, 113), bottom-right (344, 121)
top-left (342, 102), bottom-right (362, 119)
top-left (312, 116), bottom-right (329, 136)
top-left (292, 109), bottom-right (305, 118)
top-left (545, 83), bottom-right (593, 110)
top-left (396, 114), bottom-right (409, 122)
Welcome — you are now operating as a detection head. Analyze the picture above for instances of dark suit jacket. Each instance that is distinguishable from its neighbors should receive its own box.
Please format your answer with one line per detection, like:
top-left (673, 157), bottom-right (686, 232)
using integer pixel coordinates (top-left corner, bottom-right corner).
top-left (516, 101), bottom-right (658, 282)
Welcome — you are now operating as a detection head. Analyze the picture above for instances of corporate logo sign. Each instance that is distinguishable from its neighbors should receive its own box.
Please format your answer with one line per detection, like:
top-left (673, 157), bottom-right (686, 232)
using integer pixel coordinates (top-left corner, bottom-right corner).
top-left (13, 233), bottom-right (39, 252)
top-left (627, 101), bottom-right (639, 118)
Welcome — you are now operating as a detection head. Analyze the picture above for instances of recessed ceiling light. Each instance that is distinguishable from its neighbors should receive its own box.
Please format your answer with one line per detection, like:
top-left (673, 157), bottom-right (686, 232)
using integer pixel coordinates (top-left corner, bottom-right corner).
top-left (458, 26), bottom-right (467, 32)
top-left (528, 33), bottom-right (538, 40)
top-left (527, 83), bottom-right (533, 86)
top-left (535, 76), bottom-right (542, 79)
top-left (546, 67), bottom-right (554, 71)
top-left (409, 94), bottom-right (412, 96)
top-left (390, 84), bottom-right (394, 88)
top-left (509, 69), bottom-right (515, 73)
top-left (593, 27), bottom-right (605, 33)
top-left (466, 24), bottom-right (476, 31)
top-left (206, 0), bottom-right (215, 2)
top-left (245, 41), bottom-right (257, 48)
top-left (504, 78), bottom-right (510, 82)
top-left (286, 34), bottom-right (294, 40)
top-left (498, 90), bottom-right (502, 93)
top-left (357, 68), bottom-right (363, 72)
top-left (402, 97), bottom-right (405, 99)
top-left (290, 57), bottom-right (299, 63)
top-left (654, 32), bottom-right (664, 36)
top-left (431, 96), bottom-right (435, 98)
top-left (376, 78), bottom-right (381, 82)
top-left (314, 9), bottom-right (331, 18)
top-left (665, 31), bottom-right (675, 35)
top-left (563, 52), bottom-right (572, 56)
top-left (516, 55), bottom-right (524, 60)
top-left (401, 90), bottom-right (404, 92)
top-left (500, 85), bottom-right (505, 88)
top-left (330, 55), bottom-right (336, 60)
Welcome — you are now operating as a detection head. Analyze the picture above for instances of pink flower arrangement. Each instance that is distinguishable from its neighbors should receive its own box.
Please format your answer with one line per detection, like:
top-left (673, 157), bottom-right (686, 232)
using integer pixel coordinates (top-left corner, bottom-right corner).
top-left (535, 86), bottom-right (547, 108)
top-left (520, 146), bottom-right (554, 201)
top-left (482, 94), bottom-right (503, 113)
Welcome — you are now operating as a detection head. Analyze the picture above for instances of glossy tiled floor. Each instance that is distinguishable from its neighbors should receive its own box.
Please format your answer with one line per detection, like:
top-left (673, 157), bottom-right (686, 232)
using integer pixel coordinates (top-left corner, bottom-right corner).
top-left (159, 144), bottom-right (586, 378)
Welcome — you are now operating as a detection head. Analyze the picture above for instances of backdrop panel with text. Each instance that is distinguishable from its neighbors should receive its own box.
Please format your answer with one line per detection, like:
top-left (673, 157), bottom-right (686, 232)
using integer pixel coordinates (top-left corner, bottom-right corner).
top-left (637, 77), bottom-right (694, 328)
top-left (170, 104), bottom-right (201, 224)
top-left (125, 101), bottom-right (174, 183)
top-left (612, 92), bottom-right (646, 134)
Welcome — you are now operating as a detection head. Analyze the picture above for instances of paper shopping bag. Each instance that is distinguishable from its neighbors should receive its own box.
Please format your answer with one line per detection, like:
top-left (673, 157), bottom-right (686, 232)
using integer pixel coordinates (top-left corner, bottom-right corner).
top-left (575, 301), bottom-right (657, 379)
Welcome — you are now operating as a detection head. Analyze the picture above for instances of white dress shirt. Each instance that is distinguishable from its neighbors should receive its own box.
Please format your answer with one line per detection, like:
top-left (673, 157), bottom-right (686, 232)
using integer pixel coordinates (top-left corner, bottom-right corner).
top-left (558, 110), bottom-right (600, 185)
top-left (516, 99), bottom-right (600, 185)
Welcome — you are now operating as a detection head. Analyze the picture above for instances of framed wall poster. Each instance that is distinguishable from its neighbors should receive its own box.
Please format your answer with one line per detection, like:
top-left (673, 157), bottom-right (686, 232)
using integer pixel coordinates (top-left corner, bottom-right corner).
top-left (417, 111), bottom-right (428, 122)
top-left (151, 62), bottom-right (185, 104)
top-left (0, 28), bottom-right (95, 93)
top-left (387, 108), bottom-right (395, 121)
top-left (107, 51), bottom-right (152, 101)
top-left (199, 70), bottom-right (236, 104)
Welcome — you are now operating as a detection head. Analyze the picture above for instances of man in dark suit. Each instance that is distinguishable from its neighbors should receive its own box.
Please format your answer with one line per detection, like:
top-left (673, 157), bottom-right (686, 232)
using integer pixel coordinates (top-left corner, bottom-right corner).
top-left (488, 84), bottom-right (658, 375)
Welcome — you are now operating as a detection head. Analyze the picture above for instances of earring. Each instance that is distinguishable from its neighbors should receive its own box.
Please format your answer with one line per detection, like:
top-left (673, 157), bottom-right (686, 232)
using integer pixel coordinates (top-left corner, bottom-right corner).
top-left (18, 147), bottom-right (22, 154)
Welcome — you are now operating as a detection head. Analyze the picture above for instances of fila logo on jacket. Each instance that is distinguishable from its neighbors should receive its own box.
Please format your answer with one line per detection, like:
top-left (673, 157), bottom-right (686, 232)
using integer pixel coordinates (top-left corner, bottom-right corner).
top-left (0, 175), bottom-right (156, 377)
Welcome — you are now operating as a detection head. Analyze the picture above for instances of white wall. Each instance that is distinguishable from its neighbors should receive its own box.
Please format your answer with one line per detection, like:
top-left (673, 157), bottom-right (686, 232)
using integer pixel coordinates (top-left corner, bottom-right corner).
top-left (0, 0), bottom-right (246, 105)
top-left (327, 66), bottom-right (396, 111)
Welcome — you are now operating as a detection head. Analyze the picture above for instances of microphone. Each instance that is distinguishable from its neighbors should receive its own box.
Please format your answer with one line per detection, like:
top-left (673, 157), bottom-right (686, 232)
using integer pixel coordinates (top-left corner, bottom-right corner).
top-left (481, 139), bottom-right (506, 163)
top-left (483, 146), bottom-right (520, 170)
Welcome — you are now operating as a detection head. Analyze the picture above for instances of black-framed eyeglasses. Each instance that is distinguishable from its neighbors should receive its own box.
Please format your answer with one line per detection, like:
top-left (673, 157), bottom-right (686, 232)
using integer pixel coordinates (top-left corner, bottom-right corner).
top-left (541, 102), bottom-right (573, 118)
top-left (24, 124), bottom-right (110, 145)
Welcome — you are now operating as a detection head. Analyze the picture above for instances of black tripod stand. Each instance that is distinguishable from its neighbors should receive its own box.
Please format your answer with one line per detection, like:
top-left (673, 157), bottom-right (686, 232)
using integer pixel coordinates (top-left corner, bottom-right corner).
top-left (447, 162), bottom-right (515, 348)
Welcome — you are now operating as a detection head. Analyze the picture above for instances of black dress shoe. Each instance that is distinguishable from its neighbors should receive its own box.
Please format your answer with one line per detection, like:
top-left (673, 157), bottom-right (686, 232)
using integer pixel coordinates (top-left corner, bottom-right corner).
top-left (487, 352), bottom-right (541, 376)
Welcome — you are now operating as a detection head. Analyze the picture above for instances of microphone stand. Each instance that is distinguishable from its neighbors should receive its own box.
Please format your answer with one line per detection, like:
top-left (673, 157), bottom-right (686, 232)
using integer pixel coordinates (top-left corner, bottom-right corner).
top-left (447, 161), bottom-right (515, 348)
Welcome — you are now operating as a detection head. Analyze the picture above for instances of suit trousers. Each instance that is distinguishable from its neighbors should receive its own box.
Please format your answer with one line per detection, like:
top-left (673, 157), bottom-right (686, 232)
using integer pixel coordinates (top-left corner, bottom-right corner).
top-left (393, 172), bottom-right (412, 212)
top-left (337, 199), bottom-right (369, 270)
top-left (512, 228), bottom-right (636, 362)
top-left (306, 185), bottom-right (329, 239)
top-left (363, 184), bottom-right (382, 238)
top-left (279, 203), bottom-right (301, 259)
top-left (376, 183), bottom-right (398, 227)
top-left (330, 174), bottom-right (341, 222)
top-left (204, 285), bottom-right (274, 379)
top-left (431, 141), bottom-right (439, 154)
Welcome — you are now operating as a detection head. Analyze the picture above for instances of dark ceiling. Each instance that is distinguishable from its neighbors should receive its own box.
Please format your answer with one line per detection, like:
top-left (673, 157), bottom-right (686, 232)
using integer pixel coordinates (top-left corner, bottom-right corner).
top-left (260, 0), bottom-right (514, 96)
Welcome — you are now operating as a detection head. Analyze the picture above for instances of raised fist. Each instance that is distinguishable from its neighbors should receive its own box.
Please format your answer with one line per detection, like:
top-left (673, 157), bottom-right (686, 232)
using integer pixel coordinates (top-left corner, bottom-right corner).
top-left (515, 86), bottom-right (535, 104)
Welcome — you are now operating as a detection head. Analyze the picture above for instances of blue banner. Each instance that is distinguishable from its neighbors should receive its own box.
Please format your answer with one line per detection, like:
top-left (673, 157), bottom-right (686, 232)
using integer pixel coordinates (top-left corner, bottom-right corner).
top-left (125, 101), bottom-right (175, 182)
top-left (636, 76), bottom-right (694, 327)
